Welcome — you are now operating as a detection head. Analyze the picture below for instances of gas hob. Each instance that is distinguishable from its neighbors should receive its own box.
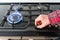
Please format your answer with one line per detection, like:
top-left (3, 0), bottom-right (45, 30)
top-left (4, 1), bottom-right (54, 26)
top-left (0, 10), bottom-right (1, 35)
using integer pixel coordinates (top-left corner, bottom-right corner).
top-left (0, 3), bottom-right (59, 36)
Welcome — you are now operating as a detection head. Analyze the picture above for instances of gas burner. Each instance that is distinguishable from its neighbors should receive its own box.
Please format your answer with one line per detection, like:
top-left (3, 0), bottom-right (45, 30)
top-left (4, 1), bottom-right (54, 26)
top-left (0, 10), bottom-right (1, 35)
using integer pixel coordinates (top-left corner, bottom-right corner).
top-left (7, 5), bottom-right (23, 24)
top-left (7, 10), bottom-right (23, 24)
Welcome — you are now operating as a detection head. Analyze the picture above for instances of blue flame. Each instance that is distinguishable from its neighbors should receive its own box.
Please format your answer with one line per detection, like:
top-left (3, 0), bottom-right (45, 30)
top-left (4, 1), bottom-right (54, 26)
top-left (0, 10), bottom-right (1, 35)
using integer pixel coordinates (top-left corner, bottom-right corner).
top-left (7, 10), bottom-right (23, 24)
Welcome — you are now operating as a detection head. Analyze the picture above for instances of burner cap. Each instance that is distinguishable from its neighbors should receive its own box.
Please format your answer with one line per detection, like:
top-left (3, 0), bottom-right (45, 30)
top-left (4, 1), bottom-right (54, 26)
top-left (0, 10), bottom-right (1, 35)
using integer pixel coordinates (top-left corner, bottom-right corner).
top-left (7, 11), bottom-right (23, 24)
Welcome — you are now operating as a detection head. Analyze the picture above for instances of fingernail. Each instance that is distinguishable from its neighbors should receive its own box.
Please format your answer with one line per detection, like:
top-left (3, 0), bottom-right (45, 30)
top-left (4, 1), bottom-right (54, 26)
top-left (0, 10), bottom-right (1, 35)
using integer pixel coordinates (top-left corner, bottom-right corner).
top-left (36, 21), bottom-right (42, 26)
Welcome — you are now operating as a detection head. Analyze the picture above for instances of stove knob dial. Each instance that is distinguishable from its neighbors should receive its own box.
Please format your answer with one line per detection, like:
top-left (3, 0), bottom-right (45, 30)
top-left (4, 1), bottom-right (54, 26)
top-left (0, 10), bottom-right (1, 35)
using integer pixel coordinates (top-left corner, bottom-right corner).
top-left (55, 25), bottom-right (58, 27)
top-left (49, 25), bottom-right (51, 27)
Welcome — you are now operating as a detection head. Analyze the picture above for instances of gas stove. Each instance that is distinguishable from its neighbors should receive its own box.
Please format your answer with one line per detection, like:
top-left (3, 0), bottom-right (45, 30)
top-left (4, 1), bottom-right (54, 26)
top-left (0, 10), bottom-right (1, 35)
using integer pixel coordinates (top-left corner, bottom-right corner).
top-left (0, 3), bottom-right (59, 36)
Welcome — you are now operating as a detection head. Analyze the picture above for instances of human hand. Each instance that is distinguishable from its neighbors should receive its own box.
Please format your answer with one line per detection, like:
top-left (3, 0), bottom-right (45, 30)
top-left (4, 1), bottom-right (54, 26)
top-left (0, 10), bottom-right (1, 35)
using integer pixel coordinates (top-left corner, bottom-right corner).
top-left (35, 14), bottom-right (50, 29)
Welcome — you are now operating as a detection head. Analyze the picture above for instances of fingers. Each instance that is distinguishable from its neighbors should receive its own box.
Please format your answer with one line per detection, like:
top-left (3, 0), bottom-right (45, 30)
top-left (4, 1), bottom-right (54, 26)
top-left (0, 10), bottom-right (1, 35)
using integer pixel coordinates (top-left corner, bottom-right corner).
top-left (35, 14), bottom-right (50, 29)
top-left (36, 23), bottom-right (46, 29)
top-left (35, 19), bottom-right (46, 29)
top-left (35, 15), bottom-right (44, 29)
top-left (36, 21), bottom-right (42, 26)
top-left (35, 15), bottom-right (42, 26)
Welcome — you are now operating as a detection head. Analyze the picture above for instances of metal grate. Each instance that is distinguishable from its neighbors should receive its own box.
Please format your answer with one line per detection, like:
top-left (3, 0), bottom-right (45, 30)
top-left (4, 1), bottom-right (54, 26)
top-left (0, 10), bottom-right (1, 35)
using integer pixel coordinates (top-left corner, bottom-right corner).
top-left (0, 3), bottom-right (59, 36)
top-left (0, 3), bottom-right (52, 29)
top-left (0, 3), bottom-right (59, 34)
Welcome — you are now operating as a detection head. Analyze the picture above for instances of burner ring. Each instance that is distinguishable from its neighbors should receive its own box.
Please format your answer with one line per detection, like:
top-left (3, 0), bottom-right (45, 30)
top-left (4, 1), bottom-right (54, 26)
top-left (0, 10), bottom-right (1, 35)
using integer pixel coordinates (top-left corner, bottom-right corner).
top-left (7, 11), bottom-right (23, 24)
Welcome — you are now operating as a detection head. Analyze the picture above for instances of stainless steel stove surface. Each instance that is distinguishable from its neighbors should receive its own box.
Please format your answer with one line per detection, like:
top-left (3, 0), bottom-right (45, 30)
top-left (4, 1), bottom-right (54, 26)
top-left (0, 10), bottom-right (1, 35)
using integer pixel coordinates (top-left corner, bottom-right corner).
top-left (0, 3), bottom-right (59, 36)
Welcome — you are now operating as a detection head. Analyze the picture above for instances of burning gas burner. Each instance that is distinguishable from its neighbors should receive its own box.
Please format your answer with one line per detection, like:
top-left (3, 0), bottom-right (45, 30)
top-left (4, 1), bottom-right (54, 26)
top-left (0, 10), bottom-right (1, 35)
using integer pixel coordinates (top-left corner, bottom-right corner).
top-left (0, 3), bottom-right (59, 36)
top-left (0, 4), bottom-right (30, 29)
top-left (7, 6), bottom-right (23, 24)
top-left (7, 11), bottom-right (23, 24)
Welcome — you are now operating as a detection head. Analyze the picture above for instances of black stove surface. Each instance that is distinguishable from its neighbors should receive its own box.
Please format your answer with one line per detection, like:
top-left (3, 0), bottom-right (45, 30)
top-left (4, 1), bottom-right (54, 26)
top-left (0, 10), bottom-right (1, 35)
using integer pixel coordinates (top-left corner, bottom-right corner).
top-left (0, 3), bottom-right (60, 37)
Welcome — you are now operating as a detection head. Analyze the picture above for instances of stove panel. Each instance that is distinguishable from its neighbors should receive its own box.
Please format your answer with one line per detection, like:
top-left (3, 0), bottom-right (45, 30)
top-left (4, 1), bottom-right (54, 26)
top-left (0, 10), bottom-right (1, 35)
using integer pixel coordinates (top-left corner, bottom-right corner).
top-left (0, 3), bottom-right (59, 36)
